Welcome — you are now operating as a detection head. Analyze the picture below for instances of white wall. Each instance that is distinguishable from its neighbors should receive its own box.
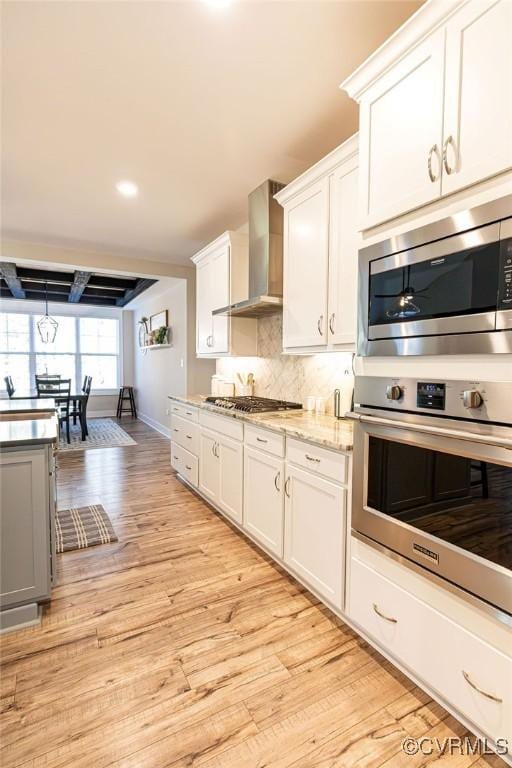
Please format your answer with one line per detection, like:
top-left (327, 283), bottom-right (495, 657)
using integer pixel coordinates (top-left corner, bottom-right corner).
top-left (131, 279), bottom-right (214, 437)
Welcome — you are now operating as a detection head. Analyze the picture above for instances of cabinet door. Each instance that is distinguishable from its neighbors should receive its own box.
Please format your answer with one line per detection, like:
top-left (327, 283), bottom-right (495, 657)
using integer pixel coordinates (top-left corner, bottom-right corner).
top-left (217, 434), bottom-right (243, 524)
top-left (443, 0), bottom-right (512, 195)
top-left (199, 428), bottom-right (220, 502)
top-left (210, 244), bottom-right (230, 354)
top-left (359, 28), bottom-right (445, 228)
top-left (244, 446), bottom-right (284, 557)
top-left (284, 464), bottom-right (346, 608)
top-left (327, 159), bottom-right (359, 346)
top-left (0, 449), bottom-right (51, 608)
top-left (196, 257), bottom-right (212, 354)
top-left (283, 177), bottom-right (329, 349)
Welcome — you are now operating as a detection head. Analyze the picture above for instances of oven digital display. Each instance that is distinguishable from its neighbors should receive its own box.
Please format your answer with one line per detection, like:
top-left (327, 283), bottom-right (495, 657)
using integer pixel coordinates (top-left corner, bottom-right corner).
top-left (417, 382), bottom-right (446, 410)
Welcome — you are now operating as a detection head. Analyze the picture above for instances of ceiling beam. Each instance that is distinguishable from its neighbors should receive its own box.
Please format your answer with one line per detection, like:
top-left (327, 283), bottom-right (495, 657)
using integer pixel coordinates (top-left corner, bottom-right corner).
top-left (0, 287), bottom-right (116, 306)
top-left (117, 278), bottom-right (157, 307)
top-left (16, 266), bottom-right (75, 283)
top-left (0, 262), bottom-right (26, 298)
top-left (68, 270), bottom-right (91, 303)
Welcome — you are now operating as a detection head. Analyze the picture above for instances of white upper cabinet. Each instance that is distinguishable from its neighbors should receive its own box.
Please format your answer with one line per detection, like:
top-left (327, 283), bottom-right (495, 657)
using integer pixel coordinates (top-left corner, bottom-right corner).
top-left (192, 231), bottom-right (257, 358)
top-left (341, 0), bottom-right (512, 230)
top-left (327, 157), bottom-right (359, 346)
top-left (443, 0), bottom-right (512, 195)
top-left (282, 177), bottom-right (330, 349)
top-left (276, 134), bottom-right (359, 353)
top-left (357, 30), bottom-right (445, 228)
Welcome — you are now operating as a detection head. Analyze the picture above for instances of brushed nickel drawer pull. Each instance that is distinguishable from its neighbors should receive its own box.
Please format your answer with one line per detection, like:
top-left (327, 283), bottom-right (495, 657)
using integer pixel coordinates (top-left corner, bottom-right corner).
top-left (284, 477), bottom-right (291, 498)
top-left (443, 135), bottom-right (456, 175)
top-left (173, 455), bottom-right (179, 461)
top-left (305, 453), bottom-right (320, 463)
top-left (186, 434), bottom-right (192, 439)
top-left (462, 671), bottom-right (502, 703)
top-left (186, 411), bottom-right (193, 416)
top-left (185, 465), bottom-right (192, 471)
top-left (427, 143), bottom-right (440, 182)
top-left (256, 436), bottom-right (268, 443)
top-left (372, 603), bottom-right (397, 624)
top-left (173, 428), bottom-right (179, 433)
top-left (274, 471), bottom-right (281, 492)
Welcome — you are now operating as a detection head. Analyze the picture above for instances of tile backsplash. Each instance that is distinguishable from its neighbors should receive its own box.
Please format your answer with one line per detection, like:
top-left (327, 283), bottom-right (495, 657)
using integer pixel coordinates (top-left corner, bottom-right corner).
top-left (216, 315), bottom-right (354, 414)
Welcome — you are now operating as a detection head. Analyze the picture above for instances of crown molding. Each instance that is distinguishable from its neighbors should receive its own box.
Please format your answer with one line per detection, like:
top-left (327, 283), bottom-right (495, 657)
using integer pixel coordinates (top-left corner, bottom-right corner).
top-left (340, 0), bottom-right (466, 102)
top-left (274, 133), bottom-right (358, 207)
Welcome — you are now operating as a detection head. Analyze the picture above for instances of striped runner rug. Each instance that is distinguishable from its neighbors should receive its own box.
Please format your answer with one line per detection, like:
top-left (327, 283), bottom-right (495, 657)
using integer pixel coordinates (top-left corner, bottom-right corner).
top-left (55, 504), bottom-right (118, 553)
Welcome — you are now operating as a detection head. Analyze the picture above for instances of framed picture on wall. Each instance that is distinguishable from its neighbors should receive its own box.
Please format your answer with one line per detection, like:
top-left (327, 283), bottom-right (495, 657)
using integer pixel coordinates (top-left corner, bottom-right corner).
top-left (149, 310), bottom-right (168, 331)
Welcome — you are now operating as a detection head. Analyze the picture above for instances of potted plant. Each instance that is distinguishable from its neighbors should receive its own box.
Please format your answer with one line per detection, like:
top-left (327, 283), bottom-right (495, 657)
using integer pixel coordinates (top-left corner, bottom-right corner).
top-left (154, 326), bottom-right (168, 345)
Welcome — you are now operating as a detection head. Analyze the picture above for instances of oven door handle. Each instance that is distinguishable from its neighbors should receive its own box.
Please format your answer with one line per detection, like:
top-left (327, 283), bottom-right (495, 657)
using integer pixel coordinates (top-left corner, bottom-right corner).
top-left (349, 412), bottom-right (512, 451)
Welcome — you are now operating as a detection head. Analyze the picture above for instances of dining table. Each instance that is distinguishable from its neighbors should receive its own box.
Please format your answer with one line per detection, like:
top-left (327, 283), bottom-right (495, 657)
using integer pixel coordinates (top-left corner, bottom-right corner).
top-left (10, 390), bottom-right (89, 441)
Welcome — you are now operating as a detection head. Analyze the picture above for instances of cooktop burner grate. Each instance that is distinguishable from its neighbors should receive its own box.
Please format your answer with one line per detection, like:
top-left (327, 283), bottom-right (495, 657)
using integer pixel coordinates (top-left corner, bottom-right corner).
top-left (205, 396), bottom-right (303, 413)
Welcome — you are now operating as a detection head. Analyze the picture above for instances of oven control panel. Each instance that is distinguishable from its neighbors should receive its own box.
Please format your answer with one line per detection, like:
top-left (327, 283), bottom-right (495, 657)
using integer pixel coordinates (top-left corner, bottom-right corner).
top-left (354, 376), bottom-right (512, 426)
top-left (499, 236), bottom-right (512, 308)
top-left (417, 382), bottom-right (445, 410)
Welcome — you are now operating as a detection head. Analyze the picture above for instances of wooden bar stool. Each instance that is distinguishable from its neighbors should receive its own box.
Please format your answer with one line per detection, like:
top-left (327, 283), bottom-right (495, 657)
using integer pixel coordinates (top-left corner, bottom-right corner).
top-left (117, 386), bottom-right (137, 418)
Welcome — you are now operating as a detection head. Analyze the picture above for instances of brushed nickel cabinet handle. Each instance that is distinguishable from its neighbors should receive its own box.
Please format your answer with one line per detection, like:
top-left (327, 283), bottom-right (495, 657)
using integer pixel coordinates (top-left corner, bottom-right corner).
top-left (211, 442), bottom-right (215, 456)
top-left (256, 436), bottom-right (268, 444)
top-left (173, 455), bottom-right (179, 461)
top-left (372, 603), bottom-right (397, 624)
top-left (173, 428), bottom-right (179, 433)
top-left (305, 453), bottom-right (320, 463)
top-left (317, 315), bottom-right (324, 336)
top-left (443, 135), bottom-right (456, 175)
top-left (329, 313), bottom-right (335, 335)
top-left (186, 434), bottom-right (192, 439)
top-left (186, 411), bottom-right (193, 416)
top-left (462, 671), bottom-right (502, 703)
top-left (185, 465), bottom-right (192, 471)
top-left (214, 442), bottom-right (220, 458)
top-left (274, 471), bottom-right (281, 492)
top-left (284, 477), bottom-right (291, 498)
top-left (427, 143), bottom-right (440, 182)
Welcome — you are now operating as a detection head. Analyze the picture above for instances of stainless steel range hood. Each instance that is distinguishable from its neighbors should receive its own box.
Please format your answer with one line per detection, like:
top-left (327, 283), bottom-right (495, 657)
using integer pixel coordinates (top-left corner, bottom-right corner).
top-left (213, 179), bottom-right (285, 318)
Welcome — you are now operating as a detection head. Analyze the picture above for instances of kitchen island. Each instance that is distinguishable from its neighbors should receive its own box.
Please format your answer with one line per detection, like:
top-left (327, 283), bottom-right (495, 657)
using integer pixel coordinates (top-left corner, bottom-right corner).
top-left (0, 401), bottom-right (58, 632)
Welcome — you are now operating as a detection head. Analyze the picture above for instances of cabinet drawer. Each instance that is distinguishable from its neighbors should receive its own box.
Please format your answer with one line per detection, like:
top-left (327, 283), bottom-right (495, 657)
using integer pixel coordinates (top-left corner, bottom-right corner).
top-left (171, 415), bottom-right (200, 455)
top-left (171, 442), bottom-right (198, 487)
top-left (200, 410), bottom-right (244, 442)
top-left (349, 558), bottom-right (512, 741)
top-left (245, 425), bottom-right (285, 458)
top-left (286, 437), bottom-right (347, 484)
top-left (169, 402), bottom-right (199, 422)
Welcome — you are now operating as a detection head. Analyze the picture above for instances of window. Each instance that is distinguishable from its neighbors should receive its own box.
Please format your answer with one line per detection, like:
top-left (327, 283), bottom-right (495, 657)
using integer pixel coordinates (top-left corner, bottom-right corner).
top-left (0, 311), bottom-right (120, 394)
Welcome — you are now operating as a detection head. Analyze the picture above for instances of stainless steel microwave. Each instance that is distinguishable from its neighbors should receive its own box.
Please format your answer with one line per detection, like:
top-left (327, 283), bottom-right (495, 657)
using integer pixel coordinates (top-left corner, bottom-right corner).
top-left (358, 196), bottom-right (512, 356)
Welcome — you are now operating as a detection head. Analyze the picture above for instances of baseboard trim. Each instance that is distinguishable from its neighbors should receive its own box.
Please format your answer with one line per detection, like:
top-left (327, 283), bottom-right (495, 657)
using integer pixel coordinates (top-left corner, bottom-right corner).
top-left (88, 410), bottom-right (116, 418)
top-left (138, 412), bottom-right (170, 439)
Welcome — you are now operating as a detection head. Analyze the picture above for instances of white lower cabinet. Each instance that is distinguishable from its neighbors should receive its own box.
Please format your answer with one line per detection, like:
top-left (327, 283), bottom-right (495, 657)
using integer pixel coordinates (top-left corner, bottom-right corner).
top-left (217, 434), bottom-right (243, 524)
top-left (284, 463), bottom-right (346, 609)
top-left (199, 426), bottom-right (243, 524)
top-left (199, 428), bottom-right (220, 501)
top-left (349, 556), bottom-right (512, 742)
top-left (243, 446), bottom-right (284, 557)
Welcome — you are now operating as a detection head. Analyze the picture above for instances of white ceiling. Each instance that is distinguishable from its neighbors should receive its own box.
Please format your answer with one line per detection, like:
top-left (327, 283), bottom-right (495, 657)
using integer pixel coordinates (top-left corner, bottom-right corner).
top-left (2, 0), bottom-right (421, 266)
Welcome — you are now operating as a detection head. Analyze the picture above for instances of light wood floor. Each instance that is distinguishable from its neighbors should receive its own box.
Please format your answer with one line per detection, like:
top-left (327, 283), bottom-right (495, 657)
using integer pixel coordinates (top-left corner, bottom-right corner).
top-left (0, 419), bottom-right (505, 768)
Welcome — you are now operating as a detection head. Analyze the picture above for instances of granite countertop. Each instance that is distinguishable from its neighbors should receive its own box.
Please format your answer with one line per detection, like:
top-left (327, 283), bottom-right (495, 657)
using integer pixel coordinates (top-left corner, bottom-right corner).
top-left (168, 394), bottom-right (353, 452)
top-left (0, 415), bottom-right (58, 448)
top-left (0, 398), bottom-right (56, 414)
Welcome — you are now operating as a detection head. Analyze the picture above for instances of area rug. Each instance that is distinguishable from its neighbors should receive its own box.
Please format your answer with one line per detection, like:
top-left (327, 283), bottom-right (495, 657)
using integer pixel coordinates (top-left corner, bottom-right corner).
top-left (57, 418), bottom-right (136, 452)
top-left (55, 504), bottom-right (118, 553)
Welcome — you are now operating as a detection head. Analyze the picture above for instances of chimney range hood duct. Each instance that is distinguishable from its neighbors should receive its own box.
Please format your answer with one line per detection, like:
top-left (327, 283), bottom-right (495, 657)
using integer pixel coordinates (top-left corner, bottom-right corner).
top-left (213, 179), bottom-right (285, 318)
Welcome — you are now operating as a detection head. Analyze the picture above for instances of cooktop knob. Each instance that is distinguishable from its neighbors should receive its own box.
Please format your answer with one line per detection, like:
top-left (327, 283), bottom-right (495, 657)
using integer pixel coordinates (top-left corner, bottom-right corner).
top-left (462, 389), bottom-right (483, 409)
top-left (386, 384), bottom-right (402, 401)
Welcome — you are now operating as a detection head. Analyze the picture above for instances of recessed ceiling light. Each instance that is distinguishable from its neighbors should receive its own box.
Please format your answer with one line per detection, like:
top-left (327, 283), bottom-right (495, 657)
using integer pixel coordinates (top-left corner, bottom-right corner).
top-left (116, 180), bottom-right (138, 198)
top-left (204, 0), bottom-right (232, 9)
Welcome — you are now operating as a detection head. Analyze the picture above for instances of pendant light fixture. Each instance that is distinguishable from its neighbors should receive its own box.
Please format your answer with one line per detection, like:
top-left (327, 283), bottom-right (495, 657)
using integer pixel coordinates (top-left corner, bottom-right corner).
top-left (37, 282), bottom-right (58, 344)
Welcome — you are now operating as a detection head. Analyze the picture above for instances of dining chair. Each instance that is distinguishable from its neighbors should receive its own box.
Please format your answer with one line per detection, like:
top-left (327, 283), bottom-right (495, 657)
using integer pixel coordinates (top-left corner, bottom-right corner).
top-left (38, 378), bottom-right (72, 443)
top-left (4, 376), bottom-right (15, 398)
top-left (71, 376), bottom-right (92, 436)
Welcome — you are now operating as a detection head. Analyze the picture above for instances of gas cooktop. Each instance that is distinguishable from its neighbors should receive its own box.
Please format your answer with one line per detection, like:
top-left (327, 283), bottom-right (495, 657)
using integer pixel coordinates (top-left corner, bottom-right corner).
top-left (205, 396), bottom-right (303, 413)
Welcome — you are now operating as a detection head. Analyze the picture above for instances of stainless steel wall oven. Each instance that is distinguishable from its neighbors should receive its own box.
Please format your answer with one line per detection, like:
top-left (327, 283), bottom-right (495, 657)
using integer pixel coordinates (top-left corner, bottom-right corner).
top-left (358, 196), bottom-right (512, 356)
top-left (350, 377), bottom-right (512, 626)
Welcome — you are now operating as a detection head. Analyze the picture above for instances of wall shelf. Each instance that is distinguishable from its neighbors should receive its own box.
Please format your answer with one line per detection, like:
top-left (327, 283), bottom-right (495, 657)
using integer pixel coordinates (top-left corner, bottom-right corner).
top-left (140, 343), bottom-right (172, 350)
